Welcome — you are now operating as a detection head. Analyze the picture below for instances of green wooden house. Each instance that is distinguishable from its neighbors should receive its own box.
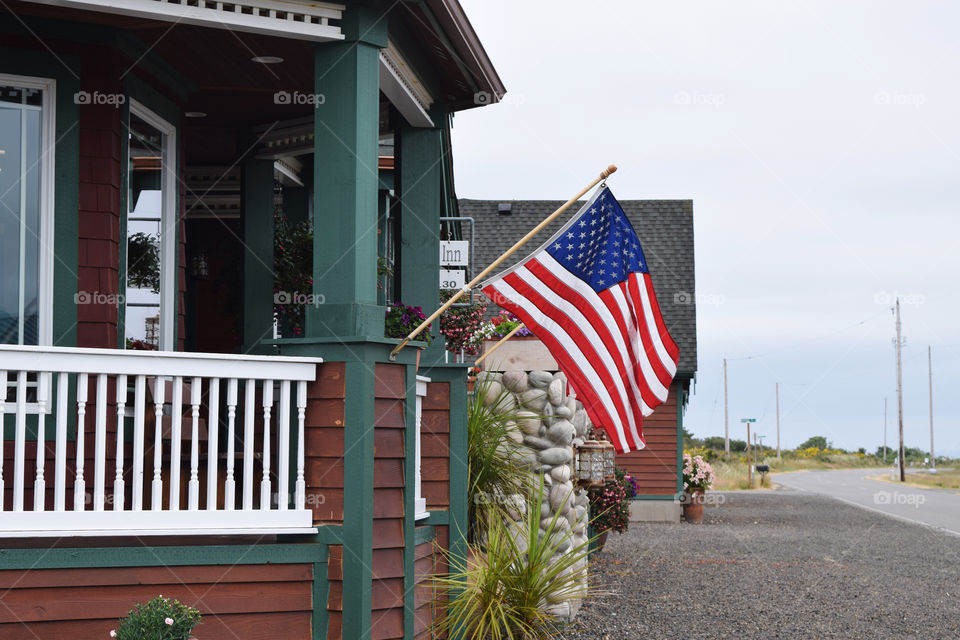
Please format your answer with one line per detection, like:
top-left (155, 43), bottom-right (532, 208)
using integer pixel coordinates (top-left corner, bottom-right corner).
top-left (0, 1), bottom-right (503, 637)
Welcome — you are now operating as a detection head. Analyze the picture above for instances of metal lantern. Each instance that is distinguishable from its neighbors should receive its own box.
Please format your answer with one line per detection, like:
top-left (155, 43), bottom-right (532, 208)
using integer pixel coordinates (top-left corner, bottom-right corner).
top-left (576, 440), bottom-right (616, 487)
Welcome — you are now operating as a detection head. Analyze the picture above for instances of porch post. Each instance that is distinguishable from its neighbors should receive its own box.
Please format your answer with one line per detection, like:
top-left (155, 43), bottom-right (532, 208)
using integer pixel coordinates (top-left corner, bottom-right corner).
top-left (241, 158), bottom-right (276, 353)
top-left (396, 112), bottom-right (448, 365)
top-left (308, 8), bottom-right (387, 339)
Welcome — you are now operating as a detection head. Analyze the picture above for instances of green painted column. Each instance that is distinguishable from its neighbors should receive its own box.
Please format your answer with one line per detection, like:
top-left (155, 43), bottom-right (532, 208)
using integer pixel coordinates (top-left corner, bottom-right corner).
top-left (308, 7), bottom-right (387, 339)
top-left (396, 113), bottom-right (447, 365)
top-left (242, 159), bottom-right (275, 353)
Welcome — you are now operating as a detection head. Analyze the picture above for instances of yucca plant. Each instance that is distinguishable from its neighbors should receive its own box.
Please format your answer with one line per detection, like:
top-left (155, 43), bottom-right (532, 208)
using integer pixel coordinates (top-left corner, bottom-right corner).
top-left (431, 480), bottom-right (592, 639)
top-left (467, 372), bottom-right (532, 543)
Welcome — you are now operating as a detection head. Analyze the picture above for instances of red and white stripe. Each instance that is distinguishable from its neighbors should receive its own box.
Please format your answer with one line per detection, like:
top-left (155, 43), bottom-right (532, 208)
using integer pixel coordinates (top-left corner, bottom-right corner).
top-left (482, 253), bottom-right (678, 454)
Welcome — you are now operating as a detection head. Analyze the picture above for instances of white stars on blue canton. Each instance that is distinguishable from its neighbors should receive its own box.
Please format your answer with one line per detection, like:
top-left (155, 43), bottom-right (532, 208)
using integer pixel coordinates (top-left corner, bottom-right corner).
top-left (546, 188), bottom-right (648, 293)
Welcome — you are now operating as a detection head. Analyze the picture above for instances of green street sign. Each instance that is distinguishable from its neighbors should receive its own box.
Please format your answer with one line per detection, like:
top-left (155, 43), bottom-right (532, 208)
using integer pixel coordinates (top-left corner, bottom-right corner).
top-left (740, 418), bottom-right (756, 423)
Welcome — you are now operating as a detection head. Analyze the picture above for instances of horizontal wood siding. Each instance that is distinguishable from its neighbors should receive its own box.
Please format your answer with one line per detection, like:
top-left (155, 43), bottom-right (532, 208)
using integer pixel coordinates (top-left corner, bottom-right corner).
top-left (0, 563), bottom-right (312, 638)
top-left (370, 362), bottom-right (406, 640)
top-left (421, 381), bottom-right (450, 510)
top-left (306, 361), bottom-right (347, 523)
top-left (615, 383), bottom-right (680, 495)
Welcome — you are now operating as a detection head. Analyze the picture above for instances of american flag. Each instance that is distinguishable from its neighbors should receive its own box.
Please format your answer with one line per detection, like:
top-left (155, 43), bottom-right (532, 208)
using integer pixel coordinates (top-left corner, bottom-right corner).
top-left (480, 187), bottom-right (679, 453)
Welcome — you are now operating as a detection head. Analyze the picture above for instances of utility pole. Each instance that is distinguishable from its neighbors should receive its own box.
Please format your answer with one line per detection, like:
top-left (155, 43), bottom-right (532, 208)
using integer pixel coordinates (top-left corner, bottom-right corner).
top-left (929, 345), bottom-right (936, 474)
top-left (724, 358), bottom-right (729, 454)
top-left (775, 382), bottom-right (781, 459)
top-left (883, 397), bottom-right (887, 463)
top-left (895, 298), bottom-right (905, 483)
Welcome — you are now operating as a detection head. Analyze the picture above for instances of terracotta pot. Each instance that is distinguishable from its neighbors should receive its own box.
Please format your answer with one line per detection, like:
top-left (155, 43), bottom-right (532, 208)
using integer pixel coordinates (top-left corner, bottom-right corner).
top-left (683, 488), bottom-right (705, 524)
top-left (595, 530), bottom-right (609, 552)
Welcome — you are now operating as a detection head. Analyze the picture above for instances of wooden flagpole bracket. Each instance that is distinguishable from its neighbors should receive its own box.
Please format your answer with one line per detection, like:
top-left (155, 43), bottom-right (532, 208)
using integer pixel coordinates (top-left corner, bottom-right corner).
top-left (389, 164), bottom-right (617, 361)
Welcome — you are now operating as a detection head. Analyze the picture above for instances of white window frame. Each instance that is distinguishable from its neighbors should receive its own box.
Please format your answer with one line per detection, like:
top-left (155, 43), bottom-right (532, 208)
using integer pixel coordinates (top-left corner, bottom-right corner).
top-left (0, 72), bottom-right (56, 348)
top-left (127, 99), bottom-right (177, 351)
top-left (1, 73), bottom-right (56, 413)
top-left (414, 375), bottom-right (430, 520)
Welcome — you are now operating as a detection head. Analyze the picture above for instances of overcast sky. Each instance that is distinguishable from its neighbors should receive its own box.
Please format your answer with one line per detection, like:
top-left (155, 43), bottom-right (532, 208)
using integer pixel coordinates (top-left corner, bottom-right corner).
top-left (450, 1), bottom-right (960, 456)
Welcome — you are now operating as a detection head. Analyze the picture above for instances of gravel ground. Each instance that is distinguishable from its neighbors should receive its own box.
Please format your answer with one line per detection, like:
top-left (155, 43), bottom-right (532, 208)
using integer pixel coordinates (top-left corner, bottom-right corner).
top-left (561, 491), bottom-right (960, 639)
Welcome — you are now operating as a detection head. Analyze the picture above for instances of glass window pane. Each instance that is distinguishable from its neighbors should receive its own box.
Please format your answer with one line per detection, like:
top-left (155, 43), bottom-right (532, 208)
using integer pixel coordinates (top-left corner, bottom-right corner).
top-left (125, 111), bottom-right (165, 350)
top-left (0, 88), bottom-right (42, 346)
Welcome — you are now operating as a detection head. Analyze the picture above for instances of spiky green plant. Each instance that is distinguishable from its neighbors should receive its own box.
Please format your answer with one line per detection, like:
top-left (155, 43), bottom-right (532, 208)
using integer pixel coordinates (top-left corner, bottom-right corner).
top-left (112, 595), bottom-right (200, 640)
top-left (467, 372), bottom-right (532, 543)
top-left (431, 479), bottom-right (592, 640)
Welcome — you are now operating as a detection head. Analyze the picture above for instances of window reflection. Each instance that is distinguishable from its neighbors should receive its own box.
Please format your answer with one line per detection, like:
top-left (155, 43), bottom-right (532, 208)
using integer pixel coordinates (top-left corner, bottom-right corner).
top-left (125, 112), bottom-right (165, 350)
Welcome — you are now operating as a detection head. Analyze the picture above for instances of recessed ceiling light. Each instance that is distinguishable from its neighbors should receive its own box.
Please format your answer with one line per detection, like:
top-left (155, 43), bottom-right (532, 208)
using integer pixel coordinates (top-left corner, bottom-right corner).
top-left (252, 56), bottom-right (284, 64)
top-left (185, 111), bottom-right (207, 118)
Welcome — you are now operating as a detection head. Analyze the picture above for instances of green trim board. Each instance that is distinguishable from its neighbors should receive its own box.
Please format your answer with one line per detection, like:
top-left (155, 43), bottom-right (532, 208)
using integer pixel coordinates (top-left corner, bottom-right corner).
top-left (413, 525), bottom-right (435, 546)
top-left (0, 543), bottom-right (327, 570)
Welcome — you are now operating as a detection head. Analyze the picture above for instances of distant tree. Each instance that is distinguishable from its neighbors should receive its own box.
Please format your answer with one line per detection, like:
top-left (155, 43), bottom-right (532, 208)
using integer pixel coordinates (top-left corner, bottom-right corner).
top-left (798, 436), bottom-right (829, 450)
top-left (857, 447), bottom-right (867, 455)
top-left (729, 439), bottom-right (747, 452)
top-left (682, 427), bottom-right (702, 449)
top-left (703, 436), bottom-right (726, 450)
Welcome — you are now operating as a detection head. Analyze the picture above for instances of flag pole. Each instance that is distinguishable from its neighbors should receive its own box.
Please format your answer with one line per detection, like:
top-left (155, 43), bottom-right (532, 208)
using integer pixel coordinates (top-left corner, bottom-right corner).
top-left (474, 323), bottom-right (526, 367)
top-left (389, 164), bottom-right (617, 360)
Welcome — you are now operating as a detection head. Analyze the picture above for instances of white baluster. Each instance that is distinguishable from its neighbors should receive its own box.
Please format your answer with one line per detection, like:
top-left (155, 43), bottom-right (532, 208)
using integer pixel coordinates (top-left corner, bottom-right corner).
top-left (0, 370), bottom-right (6, 511)
top-left (34, 374), bottom-right (48, 512)
top-left (54, 372), bottom-right (67, 511)
top-left (169, 376), bottom-right (183, 510)
top-left (114, 374), bottom-right (127, 511)
top-left (277, 380), bottom-right (290, 511)
top-left (93, 373), bottom-right (107, 511)
top-left (74, 373), bottom-right (88, 511)
top-left (206, 378), bottom-right (220, 511)
top-left (296, 381), bottom-right (306, 511)
top-left (243, 379), bottom-right (255, 510)
top-left (224, 378), bottom-right (237, 510)
top-left (260, 380), bottom-right (274, 510)
top-left (151, 376), bottom-right (165, 510)
top-left (132, 375), bottom-right (146, 511)
top-left (14, 371), bottom-right (26, 511)
top-left (188, 376), bottom-right (201, 511)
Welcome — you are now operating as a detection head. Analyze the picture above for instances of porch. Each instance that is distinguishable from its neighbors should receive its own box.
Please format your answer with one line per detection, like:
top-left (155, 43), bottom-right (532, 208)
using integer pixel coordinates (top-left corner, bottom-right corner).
top-left (0, 343), bottom-right (320, 536)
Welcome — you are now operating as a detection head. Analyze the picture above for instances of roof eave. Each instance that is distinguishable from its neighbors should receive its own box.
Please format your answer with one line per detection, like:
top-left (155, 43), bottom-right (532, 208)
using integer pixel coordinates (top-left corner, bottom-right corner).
top-left (425, 0), bottom-right (506, 103)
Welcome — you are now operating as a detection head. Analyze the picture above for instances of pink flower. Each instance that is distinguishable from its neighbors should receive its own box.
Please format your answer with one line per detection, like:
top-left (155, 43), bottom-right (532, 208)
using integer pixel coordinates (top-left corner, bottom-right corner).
top-left (165, 617), bottom-right (174, 626)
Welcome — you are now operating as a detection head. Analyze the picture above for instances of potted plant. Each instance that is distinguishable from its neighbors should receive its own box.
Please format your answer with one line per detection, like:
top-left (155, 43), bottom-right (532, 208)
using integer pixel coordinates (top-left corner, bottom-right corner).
top-left (682, 452), bottom-right (715, 524)
top-left (384, 301), bottom-right (432, 366)
top-left (111, 595), bottom-right (200, 639)
top-left (587, 468), bottom-right (631, 553)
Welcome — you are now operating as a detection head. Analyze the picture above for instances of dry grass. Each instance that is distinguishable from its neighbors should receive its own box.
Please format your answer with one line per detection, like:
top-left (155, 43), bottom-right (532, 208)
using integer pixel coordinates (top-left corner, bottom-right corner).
top-left (869, 468), bottom-right (960, 491)
top-left (709, 452), bottom-right (888, 491)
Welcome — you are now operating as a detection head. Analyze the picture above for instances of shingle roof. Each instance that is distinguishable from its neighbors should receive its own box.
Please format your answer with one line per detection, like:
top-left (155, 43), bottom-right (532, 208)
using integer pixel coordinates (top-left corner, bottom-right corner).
top-left (458, 197), bottom-right (697, 375)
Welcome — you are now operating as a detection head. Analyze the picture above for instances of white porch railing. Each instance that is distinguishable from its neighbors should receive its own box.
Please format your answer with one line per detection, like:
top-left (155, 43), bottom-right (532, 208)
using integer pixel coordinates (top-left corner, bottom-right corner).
top-left (0, 344), bottom-right (321, 537)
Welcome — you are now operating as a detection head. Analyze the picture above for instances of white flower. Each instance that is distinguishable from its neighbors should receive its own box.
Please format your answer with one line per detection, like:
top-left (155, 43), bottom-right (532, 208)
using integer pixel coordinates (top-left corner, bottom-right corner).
top-left (109, 631), bottom-right (116, 638)
top-left (165, 617), bottom-right (174, 626)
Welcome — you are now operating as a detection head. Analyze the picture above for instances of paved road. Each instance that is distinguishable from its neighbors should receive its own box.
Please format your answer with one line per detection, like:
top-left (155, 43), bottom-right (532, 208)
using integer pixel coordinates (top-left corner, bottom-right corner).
top-left (774, 468), bottom-right (960, 536)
